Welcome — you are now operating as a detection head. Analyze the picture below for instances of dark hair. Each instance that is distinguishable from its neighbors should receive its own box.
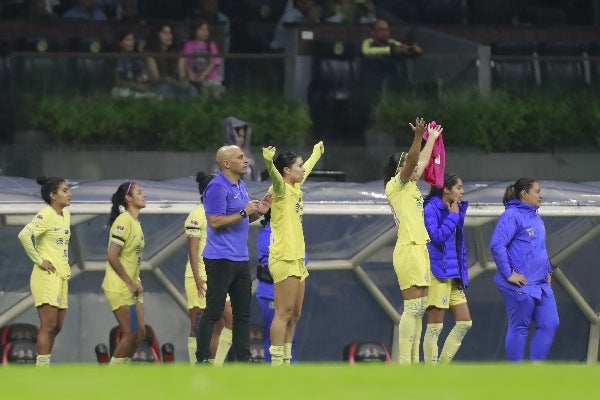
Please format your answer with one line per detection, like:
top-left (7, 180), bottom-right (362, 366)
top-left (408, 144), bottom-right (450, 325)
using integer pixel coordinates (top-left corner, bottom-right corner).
top-left (108, 181), bottom-right (135, 228)
top-left (424, 172), bottom-right (461, 203)
top-left (195, 171), bottom-right (215, 201)
top-left (145, 23), bottom-right (178, 53)
top-left (503, 178), bottom-right (537, 205)
top-left (189, 20), bottom-right (210, 40)
top-left (37, 176), bottom-right (66, 205)
top-left (115, 29), bottom-right (133, 45)
top-left (274, 151), bottom-right (300, 176)
top-left (260, 208), bottom-right (271, 227)
top-left (382, 152), bottom-right (406, 187)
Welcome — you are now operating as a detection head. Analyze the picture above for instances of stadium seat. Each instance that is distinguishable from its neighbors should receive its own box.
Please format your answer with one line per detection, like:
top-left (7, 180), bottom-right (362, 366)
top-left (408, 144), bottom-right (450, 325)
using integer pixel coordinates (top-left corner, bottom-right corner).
top-left (467, 0), bottom-right (518, 25)
top-left (14, 36), bottom-right (66, 94)
top-left (491, 42), bottom-right (536, 92)
top-left (308, 40), bottom-right (368, 142)
top-left (417, 0), bottom-right (466, 24)
top-left (0, 323), bottom-right (38, 346)
top-left (343, 341), bottom-right (391, 364)
top-left (1, 341), bottom-right (37, 365)
top-left (69, 37), bottom-right (112, 95)
top-left (538, 42), bottom-right (587, 90)
top-left (95, 324), bottom-right (174, 364)
top-left (0, 323), bottom-right (39, 365)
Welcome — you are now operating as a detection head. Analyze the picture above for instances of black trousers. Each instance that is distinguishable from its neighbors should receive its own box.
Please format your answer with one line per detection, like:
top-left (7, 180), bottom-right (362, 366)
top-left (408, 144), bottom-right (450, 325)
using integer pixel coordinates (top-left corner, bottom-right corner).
top-left (195, 258), bottom-right (251, 362)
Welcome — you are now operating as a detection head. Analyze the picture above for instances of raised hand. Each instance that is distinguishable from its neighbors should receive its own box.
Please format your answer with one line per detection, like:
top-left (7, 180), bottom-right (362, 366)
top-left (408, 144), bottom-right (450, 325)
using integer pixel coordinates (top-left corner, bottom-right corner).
top-left (408, 117), bottom-right (426, 138)
top-left (427, 122), bottom-right (444, 139)
top-left (314, 141), bottom-right (324, 154)
top-left (263, 146), bottom-right (276, 161)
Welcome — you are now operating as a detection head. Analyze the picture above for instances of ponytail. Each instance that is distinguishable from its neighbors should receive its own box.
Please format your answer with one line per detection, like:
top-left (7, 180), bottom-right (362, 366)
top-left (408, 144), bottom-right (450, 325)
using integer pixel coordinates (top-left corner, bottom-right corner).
top-left (108, 181), bottom-right (134, 228)
top-left (503, 178), bottom-right (536, 205)
top-left (195, 171), bottom-right (215, 201)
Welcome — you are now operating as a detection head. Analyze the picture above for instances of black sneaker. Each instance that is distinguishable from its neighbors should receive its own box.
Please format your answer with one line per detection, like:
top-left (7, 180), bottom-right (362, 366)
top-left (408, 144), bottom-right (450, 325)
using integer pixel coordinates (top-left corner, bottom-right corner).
top-left (195, 359), bottom-right (212, 366)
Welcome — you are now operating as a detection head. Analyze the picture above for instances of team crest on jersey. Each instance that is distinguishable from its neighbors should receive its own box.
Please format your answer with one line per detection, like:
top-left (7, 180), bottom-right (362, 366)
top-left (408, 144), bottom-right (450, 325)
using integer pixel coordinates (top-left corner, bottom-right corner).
top-left (116, 225), bottom-right (125, 232)
top-left (36, 214), bottom-right (44, 220)
top-left (191, 219), bottom-right (199, 226)
top-left (442, 296), bottom-right (448, 305)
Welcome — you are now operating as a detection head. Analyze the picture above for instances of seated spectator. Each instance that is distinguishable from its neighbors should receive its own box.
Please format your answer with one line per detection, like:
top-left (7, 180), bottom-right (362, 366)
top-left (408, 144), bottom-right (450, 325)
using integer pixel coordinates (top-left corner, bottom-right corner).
top-left (269, 0), bottom-right (320, 52)
top-left (190, 0), bottom-right (230, 53)
top-left (27, 0), bottom-right (58, 19)
top-left (183, 21), bottom-right (224, 100)
top-left (324, 0), bottom-right (376, 24)
top-left (144, 23), bottom-right (197, 98)
top-left (112, 30), bottom-right (154, 98)
top-left (62, 0), bottom-right (107, 20)
top-left (361, 18), bottom-right (421, 98)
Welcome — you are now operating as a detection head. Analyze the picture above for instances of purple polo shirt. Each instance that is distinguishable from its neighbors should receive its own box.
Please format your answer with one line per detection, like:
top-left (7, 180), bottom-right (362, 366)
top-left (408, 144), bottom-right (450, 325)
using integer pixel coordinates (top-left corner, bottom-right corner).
top-left (202, 171), bottom-right (250, 261)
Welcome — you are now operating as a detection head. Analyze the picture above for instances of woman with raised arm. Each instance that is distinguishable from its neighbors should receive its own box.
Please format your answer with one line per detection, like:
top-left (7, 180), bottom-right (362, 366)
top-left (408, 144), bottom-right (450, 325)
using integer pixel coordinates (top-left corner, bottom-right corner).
top-left (262, 141), bottom-right (324, 366)
top-left (382, 118), bottom-right (443, 364)
top-left (18, 176), bottom-right (72, 367)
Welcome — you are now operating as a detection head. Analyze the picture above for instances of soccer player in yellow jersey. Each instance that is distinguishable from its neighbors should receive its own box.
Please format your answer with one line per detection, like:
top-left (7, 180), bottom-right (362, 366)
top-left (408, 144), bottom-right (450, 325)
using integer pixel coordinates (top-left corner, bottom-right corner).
top-left (18, 176), bottom-right (71, 367)
top-left (262, 141), bottom-right (324, 366)
top-left (184, 171), bottom-right (233, 366)
top-left (382, 118), bottom-right (443, 364)
top-left (102, 181), bottom-right (147, 365)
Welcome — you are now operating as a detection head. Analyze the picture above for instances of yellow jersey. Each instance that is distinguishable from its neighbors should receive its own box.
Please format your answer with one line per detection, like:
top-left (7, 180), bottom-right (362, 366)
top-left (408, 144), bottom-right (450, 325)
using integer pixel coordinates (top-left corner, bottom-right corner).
top-left (265, 144), bottom-right (323, 261)
top-left (17, 205), bottom-right (71, 279)
top-left (102, 211), bottom-right (145, 292)
top-left (184, 204), bottom-right (207, 279)
top-left (385, 177), bottom-right (430, 246)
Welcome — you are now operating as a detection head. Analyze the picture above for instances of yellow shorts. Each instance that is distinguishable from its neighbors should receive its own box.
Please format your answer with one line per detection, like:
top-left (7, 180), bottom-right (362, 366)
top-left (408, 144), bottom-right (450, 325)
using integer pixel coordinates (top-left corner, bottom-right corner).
top-left (30, 266), bottom-right (68, 309)
top-left (269, 259), bottom-right (309, 284)
top-left (103, 288), bottom-right (143, 311)
top-left (185, 275), bottom-right (207, 310)
top-left (427, 276), bottom-right (467, 309)
top-left (393, 243), bottom-right (430, 290)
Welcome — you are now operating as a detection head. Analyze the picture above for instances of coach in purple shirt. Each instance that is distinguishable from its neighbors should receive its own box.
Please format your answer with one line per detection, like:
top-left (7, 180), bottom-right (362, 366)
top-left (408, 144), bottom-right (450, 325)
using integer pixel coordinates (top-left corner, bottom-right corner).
top-left (195, 145), bottom-right (271, 364)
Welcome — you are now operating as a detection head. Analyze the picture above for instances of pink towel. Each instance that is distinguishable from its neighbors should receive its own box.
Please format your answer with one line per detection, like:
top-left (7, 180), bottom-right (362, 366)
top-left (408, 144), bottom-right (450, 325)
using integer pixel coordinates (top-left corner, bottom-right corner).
top-left (422, 121), bottom-right (446, 189)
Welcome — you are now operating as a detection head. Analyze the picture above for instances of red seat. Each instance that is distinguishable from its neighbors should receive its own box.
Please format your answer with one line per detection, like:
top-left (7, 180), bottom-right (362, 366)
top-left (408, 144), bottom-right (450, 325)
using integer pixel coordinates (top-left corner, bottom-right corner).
top-left (1, 340), bottom-right (37, 365)
top-left (343, 341), bottom-right (391, 364)
top-left (0, 323), bottom-right (38, 346)
top-left (95, 324), bottom-right (174, 364)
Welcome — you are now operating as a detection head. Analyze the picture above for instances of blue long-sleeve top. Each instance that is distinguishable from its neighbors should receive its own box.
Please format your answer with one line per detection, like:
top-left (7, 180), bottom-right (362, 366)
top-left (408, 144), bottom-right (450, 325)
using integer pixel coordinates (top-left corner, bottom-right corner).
top-left (490, 199), bottom-right (553, 299)
top-left (424, 196), bottom-right (469, 286)
top-left (256, 222), bottom-right (308, 300)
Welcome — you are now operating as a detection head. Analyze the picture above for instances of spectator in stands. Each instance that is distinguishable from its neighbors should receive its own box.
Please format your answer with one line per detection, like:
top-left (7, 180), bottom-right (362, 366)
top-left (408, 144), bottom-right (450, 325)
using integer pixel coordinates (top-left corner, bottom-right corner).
top-left (17, 176), bottom-right (72, 367)
top-left (261, 141), bottom-right (324, 366)
top-left (62, 0), bottom-right (107, 20)
top-left (324, 0), bottom-right (376, 24)
top-left (145, 23), bottom-right (197, 98)
top-left (190, 0), bottom-right (230, 53)
top-left (222, 116), bottom-right (260, 181)
top-left (382, 118), bottom-right (443, 364)
top-left (194, 145), bottom-right (271, 364)
top-left (269, 0), bottom-right (320, 51)
top-left (490, 178), bottom-right (559, 362)
top-left (423, 172), bottom-right (472, 364)
top-left (112, 30), bottom-right (153, 98)
top-left (256, 209), bottom-right (302, 363)
top-left (27, 0), bottom-right (58, 19)
top-left (102, 181), bottom-right (147, 365)
top-left (184, 171), bottom-right (234, 366)
top-left (361, 18), bottom-right (421, 100)
top-left (183, 21), bottom-right (225, 100)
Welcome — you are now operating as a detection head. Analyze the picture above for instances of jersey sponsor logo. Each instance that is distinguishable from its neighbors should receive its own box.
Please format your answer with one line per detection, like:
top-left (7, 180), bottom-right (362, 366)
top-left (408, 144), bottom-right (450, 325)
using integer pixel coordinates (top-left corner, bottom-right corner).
top-left (526, 228), bottom-right (534, 236)
top-left (56, 238), bottom-right (64, 246)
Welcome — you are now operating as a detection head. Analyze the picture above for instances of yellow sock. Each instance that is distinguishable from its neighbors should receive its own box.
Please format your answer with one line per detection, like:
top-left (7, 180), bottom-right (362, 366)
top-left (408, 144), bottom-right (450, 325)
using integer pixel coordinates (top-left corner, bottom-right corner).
top-left (439, 320), bottom-right (472, 364)
top-left (213, 328), bottom-right (232, 367)
top-left (109, 357), bottom-right (129, 366)
top-left (270, 345), bottom-right (284, 367)
top-left (36, 354), bottom-right (51, 367)
top-left (398, 298), bottom-right (421, 364)
top-left (187, 337), bottom-right (197, 366)
top-left (423, 323), bottom-right (443, 364)
top-left (283, 342), bottom-right (292, 365)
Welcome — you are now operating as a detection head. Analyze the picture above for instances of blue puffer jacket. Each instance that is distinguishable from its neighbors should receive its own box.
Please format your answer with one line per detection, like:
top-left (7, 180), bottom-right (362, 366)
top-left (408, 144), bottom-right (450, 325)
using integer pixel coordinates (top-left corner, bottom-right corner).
top-left (424, 196), bottom-right (469, 286)
top-left (490, 199), bottom-right (553, 298)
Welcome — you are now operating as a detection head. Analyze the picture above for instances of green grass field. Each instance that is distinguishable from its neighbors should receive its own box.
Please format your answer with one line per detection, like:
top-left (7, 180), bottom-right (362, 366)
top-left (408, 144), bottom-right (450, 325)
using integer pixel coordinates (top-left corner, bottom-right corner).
top-left (1, 363), bottom-right (596, 399)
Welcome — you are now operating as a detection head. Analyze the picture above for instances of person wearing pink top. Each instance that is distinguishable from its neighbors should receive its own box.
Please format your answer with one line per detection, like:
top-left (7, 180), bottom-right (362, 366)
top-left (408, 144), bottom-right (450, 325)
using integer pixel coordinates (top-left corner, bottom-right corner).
top-left (183, 21), bottom-right (225, 100)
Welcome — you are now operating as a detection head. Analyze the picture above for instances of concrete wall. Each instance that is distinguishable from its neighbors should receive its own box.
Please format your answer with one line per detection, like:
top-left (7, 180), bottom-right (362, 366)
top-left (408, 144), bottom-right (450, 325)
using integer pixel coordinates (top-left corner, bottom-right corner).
top-left (23, 148), bottom-right (600, 183)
